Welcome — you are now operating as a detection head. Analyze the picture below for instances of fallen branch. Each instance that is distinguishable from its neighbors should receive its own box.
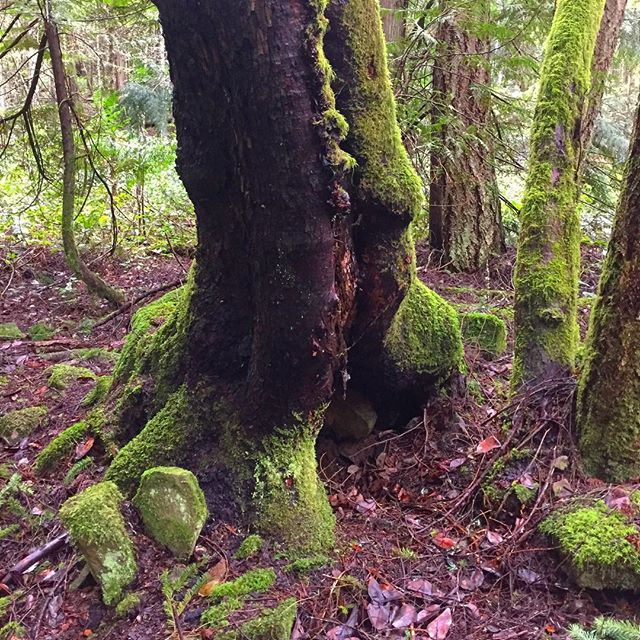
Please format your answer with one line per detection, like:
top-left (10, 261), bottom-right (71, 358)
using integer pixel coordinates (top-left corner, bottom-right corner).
top-left (92, 279), bottom-right (183, 329)
top-left (1, 533), bottom-right (68, 585)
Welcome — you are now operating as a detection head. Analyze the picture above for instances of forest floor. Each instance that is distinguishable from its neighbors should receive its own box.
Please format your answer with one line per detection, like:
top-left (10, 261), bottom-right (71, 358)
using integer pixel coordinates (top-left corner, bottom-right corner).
top-left (1, 241), bottom-right (638, 640)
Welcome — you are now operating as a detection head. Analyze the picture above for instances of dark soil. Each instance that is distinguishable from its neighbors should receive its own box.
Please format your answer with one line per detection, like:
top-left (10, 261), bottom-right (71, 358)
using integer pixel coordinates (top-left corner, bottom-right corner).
top-left (1, 243), bottom-right (636, 640)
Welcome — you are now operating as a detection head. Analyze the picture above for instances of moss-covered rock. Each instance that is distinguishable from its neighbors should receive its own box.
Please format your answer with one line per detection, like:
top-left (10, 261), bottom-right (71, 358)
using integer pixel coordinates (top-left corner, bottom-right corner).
top-left (27, 323), bottom-right (55, 341)
top-left (0, 406), bottom-right (48, 445)
top-left (540, 500), bottom-right (640, 590)
top-left (234, 534), bottom-right (263, 560)
top-left (59, 482), bottom-right (137, 605)
top-left (0, 323), bottom-right (24, 340)
top-left (324, 389), bottom-right (377, 441)
top-left (461, 312), bottom-right (508, 357)
top-left (35, 408), bottom-right (105, 474)
top-left (133, 466), bottom-right (207, 559)
top-left (46, 364), bottom-right (96, 391)
top-left (216, 597), bottom-right (297, 640)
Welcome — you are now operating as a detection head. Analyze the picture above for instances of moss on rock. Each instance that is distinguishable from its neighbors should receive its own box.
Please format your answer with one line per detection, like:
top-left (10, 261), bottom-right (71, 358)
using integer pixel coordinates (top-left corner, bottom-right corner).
top-left (324, 388), bottom-right (377, 441)
top-left (59, 482), bottom-right (137, 605)
top-left (461, 312), bottom-right (508, 357)
top-left (0, 323), bottom-right (24, 340)
top-left (0, 406), bottom-right (48, 445)
top-left (46, 364), bottom-right (96, 391)
top-left (133, 466), bottom-right (208, 559)
top-left (383, 278), bottom-right (463, 384)
top-left (540, 500), bottom-right (640, 590)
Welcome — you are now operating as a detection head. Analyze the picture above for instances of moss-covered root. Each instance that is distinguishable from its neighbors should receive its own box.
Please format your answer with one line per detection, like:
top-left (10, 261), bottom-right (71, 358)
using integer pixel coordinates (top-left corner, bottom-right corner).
top-left (511, 0), bottom-right (606, 389)
top-left (81, 376), bottom-right (113, 407)
top-left (460, 312), bottom-right (508, 357)
top-left (105, 386), bottom-right (199, 494)
top-left (59, 482), bottom-right (137, 605)
top-left (576, 102), bottom-right (640, 482)
top-left (35, 408), bottom-right (105, 474)
top-left (382, 278), bottom-right (463, 391)
top-left (540, 500), bottom-right (640, 590)
top-left (253, 417), bottom-right (335, 556)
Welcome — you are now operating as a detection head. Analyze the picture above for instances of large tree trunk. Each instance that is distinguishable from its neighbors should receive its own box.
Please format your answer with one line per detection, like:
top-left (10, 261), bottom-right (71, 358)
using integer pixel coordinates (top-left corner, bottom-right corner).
top-left (577, 96), bottom-right (640, 482)
top-left (511, 0), bottom-right (605, 389)
top-left (428, 2), bottom-right (504, 272)
top-left (380, 0), bottom-right (407, 43)
top-left (104, 0), bottom-right (462, 553)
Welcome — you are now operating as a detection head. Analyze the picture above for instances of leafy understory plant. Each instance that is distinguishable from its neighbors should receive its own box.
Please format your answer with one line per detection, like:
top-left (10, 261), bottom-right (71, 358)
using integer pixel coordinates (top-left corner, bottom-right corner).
top-left (160, 562), bottom-right (210, 633)
top-left (569, 617), bottom-right (640, 640)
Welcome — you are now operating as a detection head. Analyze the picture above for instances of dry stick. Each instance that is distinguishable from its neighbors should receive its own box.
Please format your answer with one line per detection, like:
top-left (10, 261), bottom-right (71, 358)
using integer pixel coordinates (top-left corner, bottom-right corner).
top-left (1, 533), bottom-right (68, 585)
top-left (92, 279), bottom-right (183, 329)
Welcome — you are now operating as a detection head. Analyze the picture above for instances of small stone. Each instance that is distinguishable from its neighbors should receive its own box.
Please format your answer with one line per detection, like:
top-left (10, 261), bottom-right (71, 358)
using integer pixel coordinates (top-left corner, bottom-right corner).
top-left (0, 322), bottom-right (25, 340)
top-left (460, 312), bottom-right (507, 358)
top-left (133, 466), bottom-right (208, 559)
top-left (324, 389), bottom-right (377, 441)
top-left (59, 482), bottom-right (137, 605)
top-left (0, 406), bottom-right (48, 445)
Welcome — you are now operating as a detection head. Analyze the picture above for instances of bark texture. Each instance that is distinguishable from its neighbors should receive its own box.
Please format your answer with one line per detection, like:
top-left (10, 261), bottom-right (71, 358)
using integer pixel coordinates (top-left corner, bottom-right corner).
top-left (428, 3), bottom-right (504, 272)
top-left (103, 0), bottom-right (462, 553)
top-left (577, 98), bottom-right (640, 482)
top-left (511, 0), bottom-right (605, 389)
top-left (380, 0), bottom-right (407, 43)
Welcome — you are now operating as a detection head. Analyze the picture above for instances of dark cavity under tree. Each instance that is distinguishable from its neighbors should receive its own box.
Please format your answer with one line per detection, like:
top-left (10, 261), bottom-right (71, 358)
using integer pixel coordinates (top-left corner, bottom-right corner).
top-left (511, 0), bottom-right (605, 389)
top-left (102, 0), bottom-right (463, 553)
top-left (577, 94), bottom-right (640, 482)
top-left (428, 0), bottom-right (503, 272)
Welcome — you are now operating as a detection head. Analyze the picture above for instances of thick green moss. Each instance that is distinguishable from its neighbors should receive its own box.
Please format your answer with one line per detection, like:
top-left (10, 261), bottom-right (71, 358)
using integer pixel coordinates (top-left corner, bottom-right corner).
top-left (216, 598), bottom-right (297, 640)
top-left (540, 501), bottom-right (640, 590)
top-left (81, 376), bottom-right (113, 407)
top-left (460, 312), bottom-right (508, 357)
top-left (59, 482), bottom-right (137, 605)
top-left (105, 386), bottom-right (202, 494)
top-left (46, 364), bottom-right (96, 391)
top-left (35, 408), bottom-right (105, 474)
top-left (383, 278), bottom-right (463, 381)
top-left (329, 0), bottom-right (424, 218)
top-left (133, 466), bottom-right (208, 559)
top-left (0, 323), bottom-right (24, 340)
top-left (253, 416), bottom-right (335, 556)
top-left (27, 323), bottom-right (55, 341)
top-left (512, 0), bottom-right (605, 388)
top-left (234, 534), bottom-right (263, 560)
top-left (200, 568), bottom-right (277, 629)
top-left (285, 554), bottom-right (329, 574)
top-left (0, 406), bottom-right (48, 444)
top-left (114, 592), bottom-right (141, 618)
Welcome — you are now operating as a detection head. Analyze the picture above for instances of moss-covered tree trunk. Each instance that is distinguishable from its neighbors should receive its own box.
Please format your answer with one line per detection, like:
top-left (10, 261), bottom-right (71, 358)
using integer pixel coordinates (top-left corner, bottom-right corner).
top-left (576, 97), bottom-right (640, 482)
top-left (511, 0), bottom-right (605, 389)
top-left (103, 0), bottom-right (462, 554)
top-left (428, 1), bottom-right (504, 272)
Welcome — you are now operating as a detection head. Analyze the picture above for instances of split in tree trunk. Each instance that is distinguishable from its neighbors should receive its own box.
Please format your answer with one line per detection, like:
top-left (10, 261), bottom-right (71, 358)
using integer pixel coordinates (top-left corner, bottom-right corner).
top-left (511, 0), bottom-right (605, 389)
top-left (428, 1), bottom-right (504, 272)
top-left (577, 96), bottom-right (640, 482)
top-left (45, 10), bottom-right (124, 308)
top-left (102, 0), bottom-right (463, 554)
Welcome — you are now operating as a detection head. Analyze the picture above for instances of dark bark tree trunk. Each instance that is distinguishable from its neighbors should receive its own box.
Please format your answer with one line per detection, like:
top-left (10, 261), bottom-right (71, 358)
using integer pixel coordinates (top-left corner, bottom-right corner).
top-left (44, 7), bottom-right (124, 307)
top-left (428, 1), bottom-right (504, 272)
top-left (511, 0), bottom-right (605, 389)
top-left (103, 0), bottom-right (462, 553)
top-left (577, 96), bottom-right (640, 482)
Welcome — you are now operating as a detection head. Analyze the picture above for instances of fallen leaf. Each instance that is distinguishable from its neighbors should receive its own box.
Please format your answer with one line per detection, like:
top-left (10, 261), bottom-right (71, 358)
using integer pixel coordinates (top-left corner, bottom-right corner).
top-left (368, 577), bottom-right (403, 604)
top-left (552, 455), bottom-right (569, 470)
top-left (74, 437), bottom-right (94, 460)
top-left (367, 602), bottom-right (392, 630)
top-left (433, 532), bottom-right (457, 550)
top-left (356, 498), bottom-right (377, 515)
top-left (406, 578), bottom-right (433, 596)
top-left (485, 530), bottom-right (503, 545)
top-left (198, 558), bottom-right (228, 596)
top-left (476, 436), bottom-right (501, 454)
top-left (427, 607), bottom-right (452, 639)
top-left (392, 603), bottom-right (417, 629)
top-left (460, 569), bottom-right (484, 591)
top-left (552, 479), bottom-right (572, 498)
top-left (516, 567), bottom-right (540, 584)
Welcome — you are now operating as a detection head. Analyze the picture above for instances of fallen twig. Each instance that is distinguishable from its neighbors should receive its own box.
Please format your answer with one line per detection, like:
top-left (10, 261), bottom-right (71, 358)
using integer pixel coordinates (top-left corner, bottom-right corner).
top-left (1, 533), bottom-right (69, 585)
